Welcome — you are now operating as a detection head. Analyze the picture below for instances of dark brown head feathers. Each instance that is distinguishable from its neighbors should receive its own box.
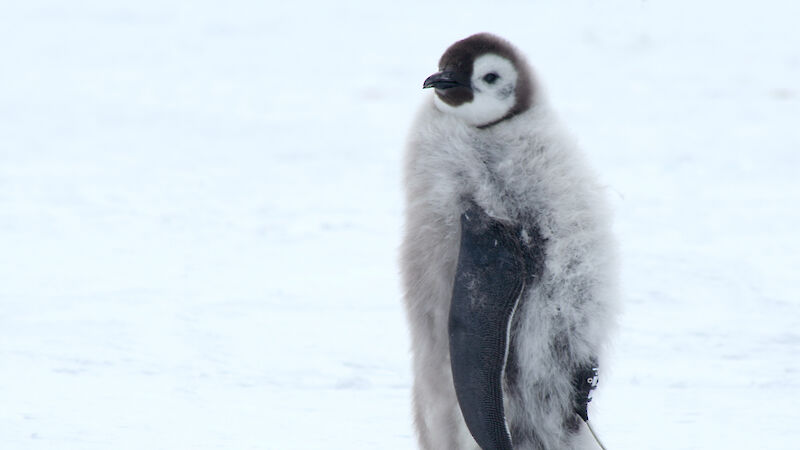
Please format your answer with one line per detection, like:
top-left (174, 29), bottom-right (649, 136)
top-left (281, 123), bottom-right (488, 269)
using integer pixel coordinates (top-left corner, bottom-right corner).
top-left (435, 33), bottom-right (534, 125)
top-left (438, 33), bottom-right (520, 73)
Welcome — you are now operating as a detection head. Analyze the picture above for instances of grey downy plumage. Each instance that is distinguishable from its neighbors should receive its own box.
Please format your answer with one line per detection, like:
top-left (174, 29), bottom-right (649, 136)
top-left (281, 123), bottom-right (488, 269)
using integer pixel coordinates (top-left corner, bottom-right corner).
top-left (400, 33), bottom-right (619, 450)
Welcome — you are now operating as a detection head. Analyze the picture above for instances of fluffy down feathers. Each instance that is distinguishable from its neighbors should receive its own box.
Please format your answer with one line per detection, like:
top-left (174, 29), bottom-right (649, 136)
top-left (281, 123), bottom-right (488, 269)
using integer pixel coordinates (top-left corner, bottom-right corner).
top-left (401, 47), bottom-right (618, 449)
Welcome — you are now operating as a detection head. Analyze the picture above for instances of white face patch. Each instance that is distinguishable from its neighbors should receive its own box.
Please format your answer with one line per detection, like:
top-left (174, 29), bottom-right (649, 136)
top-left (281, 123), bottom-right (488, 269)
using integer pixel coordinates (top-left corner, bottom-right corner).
top-left (434, 54), bottom-right (519, 127)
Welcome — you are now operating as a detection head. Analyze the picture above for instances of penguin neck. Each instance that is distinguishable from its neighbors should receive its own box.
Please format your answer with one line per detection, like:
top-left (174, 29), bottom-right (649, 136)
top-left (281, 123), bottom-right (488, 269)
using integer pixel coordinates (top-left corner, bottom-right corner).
top-left (475, 110), bottom-right (518, 130)
top-left (469, 111), bottom-right (531, 157)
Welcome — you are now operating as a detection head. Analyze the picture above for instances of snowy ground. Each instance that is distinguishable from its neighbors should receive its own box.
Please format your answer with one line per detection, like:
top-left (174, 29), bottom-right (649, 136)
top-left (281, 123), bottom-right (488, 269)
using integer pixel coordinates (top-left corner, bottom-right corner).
top-left (1, 0), bottom-right (799, 449)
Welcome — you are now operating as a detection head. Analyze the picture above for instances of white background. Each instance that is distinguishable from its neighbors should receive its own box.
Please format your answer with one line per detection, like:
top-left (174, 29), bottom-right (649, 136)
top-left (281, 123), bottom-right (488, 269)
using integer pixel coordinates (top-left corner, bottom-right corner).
top-left (1, 0), bottom-right (798, 448)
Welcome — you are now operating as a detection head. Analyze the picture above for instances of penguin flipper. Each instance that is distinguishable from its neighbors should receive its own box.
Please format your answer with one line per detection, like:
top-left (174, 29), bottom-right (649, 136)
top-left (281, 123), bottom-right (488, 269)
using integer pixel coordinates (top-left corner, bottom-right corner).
top-left (449, 203), bottom-right (526, 450)
top-left (573, 364), bottom-right (599, 422)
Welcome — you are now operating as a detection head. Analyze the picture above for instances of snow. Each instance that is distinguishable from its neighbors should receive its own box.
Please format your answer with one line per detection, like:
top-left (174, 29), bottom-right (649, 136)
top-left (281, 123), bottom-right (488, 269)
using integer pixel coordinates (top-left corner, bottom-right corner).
top-left (1, 0), bottom-right (799, 448)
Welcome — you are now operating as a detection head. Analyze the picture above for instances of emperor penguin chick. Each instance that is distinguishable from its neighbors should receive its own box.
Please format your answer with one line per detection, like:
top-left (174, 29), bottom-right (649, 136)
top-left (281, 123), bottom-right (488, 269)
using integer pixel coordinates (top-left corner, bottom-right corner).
top-left (401, 33), bottom-right (618, 450)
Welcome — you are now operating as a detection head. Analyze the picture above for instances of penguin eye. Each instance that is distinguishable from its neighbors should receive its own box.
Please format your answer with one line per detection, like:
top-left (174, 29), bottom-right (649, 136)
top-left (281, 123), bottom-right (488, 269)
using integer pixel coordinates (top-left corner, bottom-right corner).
top-left (482, 73), bottom-right (500, 84)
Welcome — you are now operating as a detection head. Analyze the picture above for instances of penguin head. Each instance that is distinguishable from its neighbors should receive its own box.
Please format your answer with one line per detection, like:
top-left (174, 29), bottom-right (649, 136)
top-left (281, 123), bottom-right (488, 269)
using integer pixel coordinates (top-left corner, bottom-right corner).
top-left (423, 33), bottom-right (534, 128)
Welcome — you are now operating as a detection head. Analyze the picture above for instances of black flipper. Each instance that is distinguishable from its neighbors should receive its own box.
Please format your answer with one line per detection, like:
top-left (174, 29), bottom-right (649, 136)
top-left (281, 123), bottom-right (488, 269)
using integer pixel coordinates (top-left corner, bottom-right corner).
top-left (449, 203), bottom-right (526, 450)
top-left (573, 364), bottom-right (599, 422)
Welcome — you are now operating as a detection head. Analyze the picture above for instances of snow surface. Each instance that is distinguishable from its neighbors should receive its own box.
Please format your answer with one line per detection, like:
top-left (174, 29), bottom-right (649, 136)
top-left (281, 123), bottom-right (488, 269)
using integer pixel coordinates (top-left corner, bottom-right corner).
top-left (1, 0), bottom-right (799, 448)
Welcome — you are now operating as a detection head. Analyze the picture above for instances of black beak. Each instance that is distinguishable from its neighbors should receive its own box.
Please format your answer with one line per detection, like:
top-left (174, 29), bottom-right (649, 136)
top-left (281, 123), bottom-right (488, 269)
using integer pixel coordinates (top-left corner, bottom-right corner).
top-left (423, 70), bottom-right (470, 90)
